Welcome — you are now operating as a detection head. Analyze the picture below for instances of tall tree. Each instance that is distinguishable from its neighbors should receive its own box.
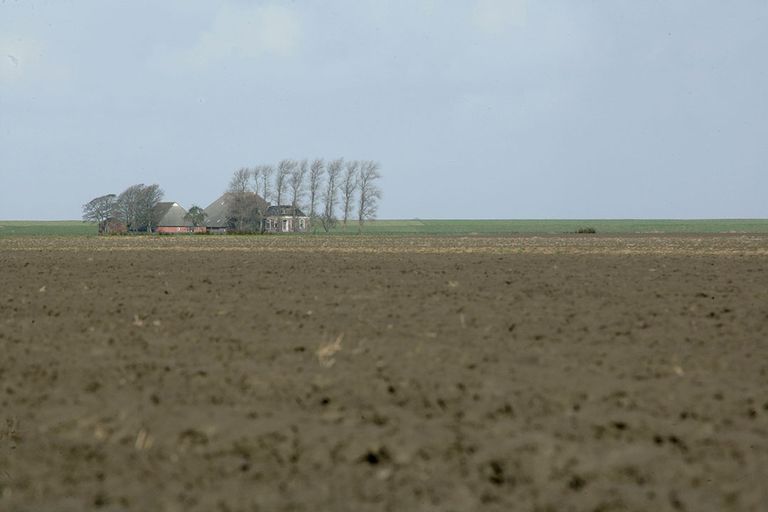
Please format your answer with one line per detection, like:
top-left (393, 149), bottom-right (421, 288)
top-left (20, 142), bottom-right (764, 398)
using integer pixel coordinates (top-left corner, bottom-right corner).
top-left (229, 167), bottom-right (251, 194)
top-left (115, 185), bottom-right (142, 231)
top-left (341, 160), bottom-right (359, 228)
top-left (308, 158), bottom-right (324, 223)
top-left (289, 159), bottom-right (308, 230)
top-left (115, 184), bottom-right (164, 232)
top-left (227, 168), bottom-right (263, 232)
top-left (275, 159), bottom-right (294, 206)
top-left (321, 158), bottom-right (343, 233)
top-left (251, 166), bottom-right (262, 197)
top-left (357, 161), bottom-right (382, 232)
top-left (82, 194), bottom-right (117, 234)
top-left (261, 165), bottom-right (274, 204)
top-left (137, 184), bottom-right (164, 232)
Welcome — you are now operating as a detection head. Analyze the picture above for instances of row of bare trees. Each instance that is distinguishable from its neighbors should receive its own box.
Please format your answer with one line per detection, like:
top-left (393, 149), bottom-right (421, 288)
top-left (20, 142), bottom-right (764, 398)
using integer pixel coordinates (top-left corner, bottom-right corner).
top-left (82, 184), bottom-right (164, 233)
top-left (228, 158), bottom-right (381, 232)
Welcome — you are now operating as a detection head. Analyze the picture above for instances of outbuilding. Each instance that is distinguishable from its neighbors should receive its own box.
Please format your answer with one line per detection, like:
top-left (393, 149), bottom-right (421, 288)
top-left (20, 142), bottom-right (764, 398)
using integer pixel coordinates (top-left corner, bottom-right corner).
top-left (153, 202), bottom-right (203, 234)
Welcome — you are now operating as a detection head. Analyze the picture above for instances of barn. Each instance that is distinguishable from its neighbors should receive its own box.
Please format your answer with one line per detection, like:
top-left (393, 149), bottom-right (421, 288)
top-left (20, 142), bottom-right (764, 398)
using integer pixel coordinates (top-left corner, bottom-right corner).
top-left (203, 193), bottom-right (231, 233)
top-left (204, 192), bottom-right (268, 233)
top-left (153, 202), bottom-right (204, 234)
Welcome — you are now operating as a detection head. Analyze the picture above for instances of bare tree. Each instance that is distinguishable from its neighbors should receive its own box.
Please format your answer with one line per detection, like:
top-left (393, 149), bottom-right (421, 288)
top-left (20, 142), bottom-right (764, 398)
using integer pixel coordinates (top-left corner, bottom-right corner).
top-left (321, 158), bottom-right (343, 232)
top-left (341, 160), bottom-right (359, 228)
top-left (137, 184), bottom-right (164, 232)
top-left (289, 159), bottom-right (308, 208)
top-left (227, 168), bottom-right (264, 233)
top-left (261, 165), bottom-right (274, 204)
top-left (251, 166), bottom-right (262, 197)
top-left (115, 185), bottom-right (142, 231)
top-left (229, 167), bottom-right (251, 194)
top-left (289, 159), bottom-right (308, 231)
top-left (275, 159), bottom-right (295, 206)
top-left (82, 194), bottom-right (117, 234)
top-left (115, 184), bottom-right (164, 232)
top-left (357, 161), bottom-right (382, 232)
top-left (308, 158), bottom-right (324, 223)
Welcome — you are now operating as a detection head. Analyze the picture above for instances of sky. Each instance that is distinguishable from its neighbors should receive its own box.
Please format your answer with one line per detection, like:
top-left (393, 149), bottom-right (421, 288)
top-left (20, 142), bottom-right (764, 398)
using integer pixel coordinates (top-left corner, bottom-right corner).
top-left (1, 0), bottom-right (766, 220)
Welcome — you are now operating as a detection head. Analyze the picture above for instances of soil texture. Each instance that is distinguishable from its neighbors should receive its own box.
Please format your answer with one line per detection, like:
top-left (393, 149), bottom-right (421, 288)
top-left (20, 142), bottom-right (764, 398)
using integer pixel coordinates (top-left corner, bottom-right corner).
top-left (1, 235), bottom-right (767, 511)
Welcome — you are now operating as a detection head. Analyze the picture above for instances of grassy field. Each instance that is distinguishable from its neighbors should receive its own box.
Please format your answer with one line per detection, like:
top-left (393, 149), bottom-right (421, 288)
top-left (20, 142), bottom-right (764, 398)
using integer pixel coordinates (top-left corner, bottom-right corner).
top-left (0, 220), bottom-right (97, 237)
top-left (330, 219), bottom-right (768, 235)
top-left (2, 219), bottom-right (768, 237)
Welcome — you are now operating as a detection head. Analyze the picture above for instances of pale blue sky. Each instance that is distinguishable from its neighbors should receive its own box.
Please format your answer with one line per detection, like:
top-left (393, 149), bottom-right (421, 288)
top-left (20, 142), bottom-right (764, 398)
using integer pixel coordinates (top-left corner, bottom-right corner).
top-left (1, 0), bottom-right (766, 219)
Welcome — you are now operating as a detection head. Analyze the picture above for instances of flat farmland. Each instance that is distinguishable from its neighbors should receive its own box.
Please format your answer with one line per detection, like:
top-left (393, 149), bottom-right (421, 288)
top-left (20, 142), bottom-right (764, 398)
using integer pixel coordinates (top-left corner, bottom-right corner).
top-left (1, 235), bottom-right (767, 511)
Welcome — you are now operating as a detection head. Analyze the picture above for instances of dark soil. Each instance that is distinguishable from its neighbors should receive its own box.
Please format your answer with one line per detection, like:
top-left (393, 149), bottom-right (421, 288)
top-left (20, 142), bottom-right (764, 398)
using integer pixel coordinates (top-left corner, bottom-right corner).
top-left (1, 235), bottom-right (767, 511)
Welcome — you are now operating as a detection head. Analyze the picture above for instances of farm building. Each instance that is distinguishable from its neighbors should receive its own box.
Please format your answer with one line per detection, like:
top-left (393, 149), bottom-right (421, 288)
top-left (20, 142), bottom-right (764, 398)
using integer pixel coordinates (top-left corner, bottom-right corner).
top-left (153, 202), bottom-right (205, 234)
top-left (263, 205), bottom-right (309, 233)
top-left (204, 192), bottom-right (268, 233)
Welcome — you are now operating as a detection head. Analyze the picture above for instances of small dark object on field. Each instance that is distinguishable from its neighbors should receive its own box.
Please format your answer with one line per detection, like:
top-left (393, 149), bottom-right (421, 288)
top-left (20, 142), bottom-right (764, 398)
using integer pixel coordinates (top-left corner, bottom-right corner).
top-left (576, 227), bottom-right (597, 234)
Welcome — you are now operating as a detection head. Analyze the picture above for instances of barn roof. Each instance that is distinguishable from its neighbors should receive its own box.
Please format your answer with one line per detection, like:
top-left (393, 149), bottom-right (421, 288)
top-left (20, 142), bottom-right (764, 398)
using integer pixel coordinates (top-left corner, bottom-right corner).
top-left (154, 202), bottom-right (192, 227)
top-left (266, 205), bottom-right (307, 217)
top-left (204, 192), bottom-right (268, 228)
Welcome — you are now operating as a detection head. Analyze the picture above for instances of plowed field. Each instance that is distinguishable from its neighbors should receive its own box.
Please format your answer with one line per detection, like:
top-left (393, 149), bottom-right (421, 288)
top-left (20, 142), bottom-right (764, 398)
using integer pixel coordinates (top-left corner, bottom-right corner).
top-left (1, 235), bottom-right (767, 511)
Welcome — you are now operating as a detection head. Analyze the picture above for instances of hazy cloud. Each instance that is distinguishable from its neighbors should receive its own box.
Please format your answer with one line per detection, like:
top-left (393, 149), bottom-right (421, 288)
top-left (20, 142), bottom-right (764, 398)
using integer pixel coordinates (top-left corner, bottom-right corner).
top-left (472, 0), bottom-right (528, 34)
top-left (154, 3), bottom-right (302, 70)
top-left (0, 36), bottom-right (45, 83)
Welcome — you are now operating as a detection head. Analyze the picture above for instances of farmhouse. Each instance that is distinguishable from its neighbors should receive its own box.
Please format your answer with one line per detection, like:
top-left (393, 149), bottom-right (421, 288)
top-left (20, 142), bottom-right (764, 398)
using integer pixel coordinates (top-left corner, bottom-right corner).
top-left (153, 202), bottom-right (204, 234)
top-left (263, 205), bottom-right (309, 233)
top-left (204, 192), bottom-right (268, 233)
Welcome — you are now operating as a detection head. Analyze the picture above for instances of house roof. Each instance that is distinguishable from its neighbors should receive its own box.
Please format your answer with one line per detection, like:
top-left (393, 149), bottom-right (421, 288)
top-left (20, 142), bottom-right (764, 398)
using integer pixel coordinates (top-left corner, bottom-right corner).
top-left (204, 192), bottom-right (268, 227)
top-left (266, 205), bottom-right (307, 217)
top-left (154, 202), bottom-right (192, 227)
top-left (203, 194), bottom-right (230, 228)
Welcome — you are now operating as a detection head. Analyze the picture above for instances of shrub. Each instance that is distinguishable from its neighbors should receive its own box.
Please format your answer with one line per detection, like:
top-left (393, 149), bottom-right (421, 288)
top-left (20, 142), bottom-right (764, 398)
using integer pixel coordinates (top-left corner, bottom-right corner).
top-left (576, 227), bottom-right (597, 234)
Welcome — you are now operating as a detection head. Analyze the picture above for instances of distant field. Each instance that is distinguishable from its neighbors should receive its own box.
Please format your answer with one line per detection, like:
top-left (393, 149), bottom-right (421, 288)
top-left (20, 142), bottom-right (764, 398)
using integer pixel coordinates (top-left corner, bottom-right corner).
top-left (0, 220), bottom-right (97, 237)
top-left (331, 219), bottom-right (768, 235)
top-left (2, 219), bottom-right (768, 237)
